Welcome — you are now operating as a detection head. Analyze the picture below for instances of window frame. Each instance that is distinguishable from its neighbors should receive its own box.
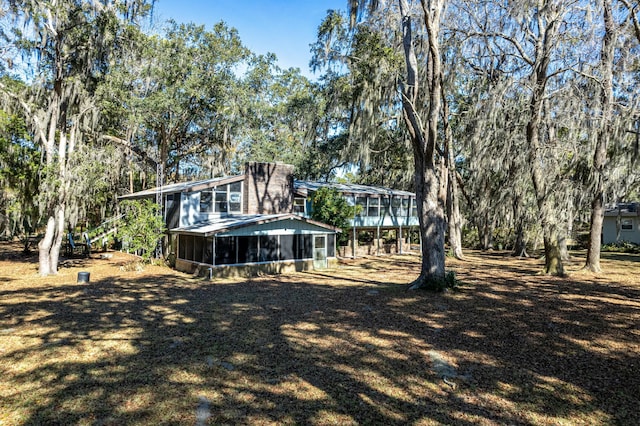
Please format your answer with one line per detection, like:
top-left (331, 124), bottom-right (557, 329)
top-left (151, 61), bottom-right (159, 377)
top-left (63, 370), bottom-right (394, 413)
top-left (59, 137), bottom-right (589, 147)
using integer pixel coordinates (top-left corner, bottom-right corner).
top-left (293, 197), bottom-right (306, 215)
top-left (367, 197), bottom-right (380, 217)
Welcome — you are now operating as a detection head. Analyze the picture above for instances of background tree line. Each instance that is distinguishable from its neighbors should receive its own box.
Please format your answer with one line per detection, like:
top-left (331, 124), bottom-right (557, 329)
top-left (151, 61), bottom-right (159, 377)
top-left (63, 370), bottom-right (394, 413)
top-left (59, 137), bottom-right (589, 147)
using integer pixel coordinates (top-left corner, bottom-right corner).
top-left (0, 0), bottom-right (638, 279)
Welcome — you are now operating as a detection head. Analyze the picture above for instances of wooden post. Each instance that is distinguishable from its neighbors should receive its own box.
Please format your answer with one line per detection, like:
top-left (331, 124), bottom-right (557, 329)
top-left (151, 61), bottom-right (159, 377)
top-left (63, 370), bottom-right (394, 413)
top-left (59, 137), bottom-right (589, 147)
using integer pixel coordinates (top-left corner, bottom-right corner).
top-left (212, 237), bottom-right (216, 266)
top-left (352, 225), bottom-right (357, 259)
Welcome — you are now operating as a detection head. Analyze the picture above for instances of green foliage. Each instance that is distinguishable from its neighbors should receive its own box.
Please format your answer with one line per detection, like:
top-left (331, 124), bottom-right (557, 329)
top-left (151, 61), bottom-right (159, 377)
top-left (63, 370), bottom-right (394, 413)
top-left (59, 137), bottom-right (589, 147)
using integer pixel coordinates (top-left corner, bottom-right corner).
top-left (381, 231), bottom-right (396, 245)
top-left (235, 59), bottom-right (319, 173)
top-left (117, 199), bottom-right (166, 262)
top-left (601, 241), bottom-right (640, 254)
top-left (100, 19), bottom-right (250, 181)
top-left (310, 187), bottom-right (357, 245)
top-left (0, 105), bottom-right (40, 239)
top-left (357, 230), bottom-right (374, 245)
top-left (492, 227), bottom-right (513, 250)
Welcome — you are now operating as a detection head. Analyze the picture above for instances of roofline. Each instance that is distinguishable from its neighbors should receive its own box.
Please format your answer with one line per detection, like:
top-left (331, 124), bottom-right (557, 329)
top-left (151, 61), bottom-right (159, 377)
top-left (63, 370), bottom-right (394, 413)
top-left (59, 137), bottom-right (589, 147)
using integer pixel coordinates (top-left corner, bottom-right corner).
top-left (118, 175), bottom-right (244, 200)
top-left (604, 211), bottom-right (640, 217)
top-left (294, 180), bottom-right (415, 198)
top-left (169, 214), bottom-right (341, 237)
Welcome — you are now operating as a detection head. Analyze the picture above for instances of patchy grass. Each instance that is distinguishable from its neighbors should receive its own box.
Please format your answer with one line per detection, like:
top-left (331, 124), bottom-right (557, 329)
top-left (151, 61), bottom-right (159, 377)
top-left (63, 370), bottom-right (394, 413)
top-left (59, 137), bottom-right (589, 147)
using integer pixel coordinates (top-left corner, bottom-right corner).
top-left (0, 243), bottom-right (639, 425)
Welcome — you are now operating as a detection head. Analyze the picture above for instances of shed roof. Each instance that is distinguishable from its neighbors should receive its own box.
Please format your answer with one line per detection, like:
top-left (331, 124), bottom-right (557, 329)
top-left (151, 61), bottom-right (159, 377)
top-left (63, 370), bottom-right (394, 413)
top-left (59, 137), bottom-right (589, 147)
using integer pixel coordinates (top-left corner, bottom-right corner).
top-left (118, 175), bottom-right (244, 200)
top-left (170, 214), bottom-right (339, 237)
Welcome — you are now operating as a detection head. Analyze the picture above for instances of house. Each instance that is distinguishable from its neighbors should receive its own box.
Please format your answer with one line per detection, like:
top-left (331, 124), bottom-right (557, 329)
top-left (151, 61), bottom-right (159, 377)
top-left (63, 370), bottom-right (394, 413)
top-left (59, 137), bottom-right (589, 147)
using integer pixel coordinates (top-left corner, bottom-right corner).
top-left (119, 162), bottom-right (420, 276)
top-left (602, 202), bottom-right (640, 245)
top-left (293, 181), bottom-right (420, 256)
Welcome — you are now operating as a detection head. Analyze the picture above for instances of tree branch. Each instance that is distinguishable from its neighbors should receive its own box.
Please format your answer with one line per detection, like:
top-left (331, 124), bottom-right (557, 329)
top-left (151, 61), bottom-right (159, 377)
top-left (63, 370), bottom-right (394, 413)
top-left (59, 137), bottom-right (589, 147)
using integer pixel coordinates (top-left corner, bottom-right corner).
top-left (101, 134), bottom-right (158, 169)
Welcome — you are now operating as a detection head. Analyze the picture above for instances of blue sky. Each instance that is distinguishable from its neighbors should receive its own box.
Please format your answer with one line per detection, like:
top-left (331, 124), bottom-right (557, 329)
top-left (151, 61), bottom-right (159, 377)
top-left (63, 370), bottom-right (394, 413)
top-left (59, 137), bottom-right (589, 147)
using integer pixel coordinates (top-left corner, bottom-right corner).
top-left (152, 0), bottom-right (347, 79)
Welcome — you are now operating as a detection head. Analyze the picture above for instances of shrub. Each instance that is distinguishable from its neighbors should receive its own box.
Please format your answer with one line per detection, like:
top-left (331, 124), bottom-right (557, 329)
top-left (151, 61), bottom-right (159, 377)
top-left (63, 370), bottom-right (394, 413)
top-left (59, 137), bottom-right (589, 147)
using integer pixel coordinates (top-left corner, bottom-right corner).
top-left (117, 199), bottom-right (166, 262)
top-left (601, 241), bottom-right (640, 254)
top-left (310, 187), bottom-right (358, 246)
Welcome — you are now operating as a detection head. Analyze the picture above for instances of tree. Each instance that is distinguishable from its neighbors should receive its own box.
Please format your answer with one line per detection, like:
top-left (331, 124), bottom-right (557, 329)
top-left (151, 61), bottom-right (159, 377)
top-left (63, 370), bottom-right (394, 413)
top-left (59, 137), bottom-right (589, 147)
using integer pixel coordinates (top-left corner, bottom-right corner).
top-left (0, 0), bottom-right (152, 276)
top-left (117, 199), bottom-right (166, 262)
top-left (99, 20), bottom-right (250, 189)
top-left (309, 9), bottom-right (413, 187)
top-left (458, 0), bottom-right (592, 275)
top-left (235, 55), bottom-right (320, 172)
top-left (349, 0), bottom-right (450, 289)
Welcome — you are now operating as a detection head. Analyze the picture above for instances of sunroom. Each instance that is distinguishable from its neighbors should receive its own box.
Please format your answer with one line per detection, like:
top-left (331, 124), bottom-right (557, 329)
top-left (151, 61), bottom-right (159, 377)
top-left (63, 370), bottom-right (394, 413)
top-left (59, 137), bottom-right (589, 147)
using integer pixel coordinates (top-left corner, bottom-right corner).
top-left (171, 213), bottom-right (339, 277)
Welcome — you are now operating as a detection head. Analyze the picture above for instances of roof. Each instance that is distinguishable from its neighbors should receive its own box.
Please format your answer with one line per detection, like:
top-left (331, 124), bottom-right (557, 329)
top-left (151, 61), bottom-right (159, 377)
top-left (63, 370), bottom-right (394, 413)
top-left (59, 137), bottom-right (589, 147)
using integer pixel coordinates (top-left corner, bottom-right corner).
top-left (294, 180), bottom-right (415, 198)
top-left (169, 214), bottom-right (340, 237)
top-left (118, 175), bottom-right (244, 200)
top-left (604, 202), bottom-right (640, 217)
top-left (118, 172), bottom-right (415, 200)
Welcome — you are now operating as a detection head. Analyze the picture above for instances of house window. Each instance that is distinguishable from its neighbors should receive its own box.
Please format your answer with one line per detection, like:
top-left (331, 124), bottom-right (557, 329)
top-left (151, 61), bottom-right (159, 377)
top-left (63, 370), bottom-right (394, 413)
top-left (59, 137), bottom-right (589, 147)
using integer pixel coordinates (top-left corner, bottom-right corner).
top-left (238, 236), bottom-right (259, 263)
top-left (293, 197), bottom-right (306, 215)
top-left (327, 234), bottom-right (336, 257)
top-left (215, 189), bottom-right (228, 213)
top-left (229, 182), bottom-right (242, 212)
top-left (367, 197), bottom-right (380, 217)
top-left (411, 198), bottom-right (418, 217)
top-left (215, 236), bottom-right (236, 265)
top-left (280, 235), bottom-right (295, 260)
top-left (391, 197), bottom-right (401, 216)
top-left (356, 197), bottom-right (367, 217)
top-left (208, 183), bottom-right (242, 214)
top-left (621, 219), bottom-right (634, 230)
top-left (401, 198), bottom-right (409, 217)
top-left (381, 197), bottom-right (390, 216)
top-left (200, 191), bottom-right (213, 213)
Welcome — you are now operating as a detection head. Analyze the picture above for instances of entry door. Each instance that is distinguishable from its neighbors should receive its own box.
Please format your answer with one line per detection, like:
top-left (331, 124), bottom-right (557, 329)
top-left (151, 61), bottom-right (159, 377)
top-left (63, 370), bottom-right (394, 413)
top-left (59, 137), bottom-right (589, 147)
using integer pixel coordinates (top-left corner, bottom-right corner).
top-left (313, 235), bottom-right (327, 269)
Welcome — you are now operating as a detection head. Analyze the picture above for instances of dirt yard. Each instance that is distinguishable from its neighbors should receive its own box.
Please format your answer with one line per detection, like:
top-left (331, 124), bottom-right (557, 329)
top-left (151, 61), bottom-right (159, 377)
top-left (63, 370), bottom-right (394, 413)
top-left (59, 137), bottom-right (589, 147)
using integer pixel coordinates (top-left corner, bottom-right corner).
top-left (1, 243), bottom-right (638, 425)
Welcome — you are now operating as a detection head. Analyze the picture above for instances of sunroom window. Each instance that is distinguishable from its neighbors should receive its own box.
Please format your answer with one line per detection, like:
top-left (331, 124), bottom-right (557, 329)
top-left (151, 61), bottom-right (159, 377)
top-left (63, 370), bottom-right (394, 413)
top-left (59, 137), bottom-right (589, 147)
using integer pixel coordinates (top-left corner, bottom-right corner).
top-left (367, 197), bottom-right (380, 217)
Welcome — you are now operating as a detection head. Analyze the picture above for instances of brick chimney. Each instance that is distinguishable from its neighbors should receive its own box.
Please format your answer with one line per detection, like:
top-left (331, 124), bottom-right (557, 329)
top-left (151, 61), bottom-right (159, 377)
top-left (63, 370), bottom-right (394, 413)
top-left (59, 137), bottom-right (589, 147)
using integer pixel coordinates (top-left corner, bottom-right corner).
top-left (243, 162), bottom-right (294, 214)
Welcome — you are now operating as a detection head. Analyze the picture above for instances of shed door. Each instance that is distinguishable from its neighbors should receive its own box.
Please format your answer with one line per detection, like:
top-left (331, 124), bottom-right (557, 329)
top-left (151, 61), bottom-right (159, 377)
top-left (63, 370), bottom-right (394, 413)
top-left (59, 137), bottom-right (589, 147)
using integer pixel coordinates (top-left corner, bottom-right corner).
top-left (313, 235), bottom-right (327, 269)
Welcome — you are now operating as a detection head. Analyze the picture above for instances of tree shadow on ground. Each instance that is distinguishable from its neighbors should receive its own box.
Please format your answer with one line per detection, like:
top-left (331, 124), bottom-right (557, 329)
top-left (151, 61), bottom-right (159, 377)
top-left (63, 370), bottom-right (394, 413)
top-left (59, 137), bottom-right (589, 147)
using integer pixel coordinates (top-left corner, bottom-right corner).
top-left (0, 251), bottom-right (638, 425)
top-left (600, 251), bottom-right (640, 263)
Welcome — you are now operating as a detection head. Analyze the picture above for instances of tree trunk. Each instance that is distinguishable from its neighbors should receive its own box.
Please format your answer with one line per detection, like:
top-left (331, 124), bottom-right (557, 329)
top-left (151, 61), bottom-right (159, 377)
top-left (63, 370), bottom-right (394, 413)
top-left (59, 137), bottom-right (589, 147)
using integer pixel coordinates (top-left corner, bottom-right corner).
top-left (525, 9), bottom-right (564, 275)
top-left (413, 159), bottom-right (447, 288)
top-left (543, 228), bottom-right (564, 275)
top-left (585, 0), bottom-right (615, 273)
top-left (38, 84), bottom-right (64, 276)
top-left (530, 143), bottom-right (565, 274)
top-left (38, 205), bottom-right (65, 276)
top-left (443, 85), bottom-right (464, 259)
top-left (511, 196), bottom-right (529, 257)
top-left (447, 173), bottom-right (464, 259)
top-left (476, 212), bottom-right (493, 251)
